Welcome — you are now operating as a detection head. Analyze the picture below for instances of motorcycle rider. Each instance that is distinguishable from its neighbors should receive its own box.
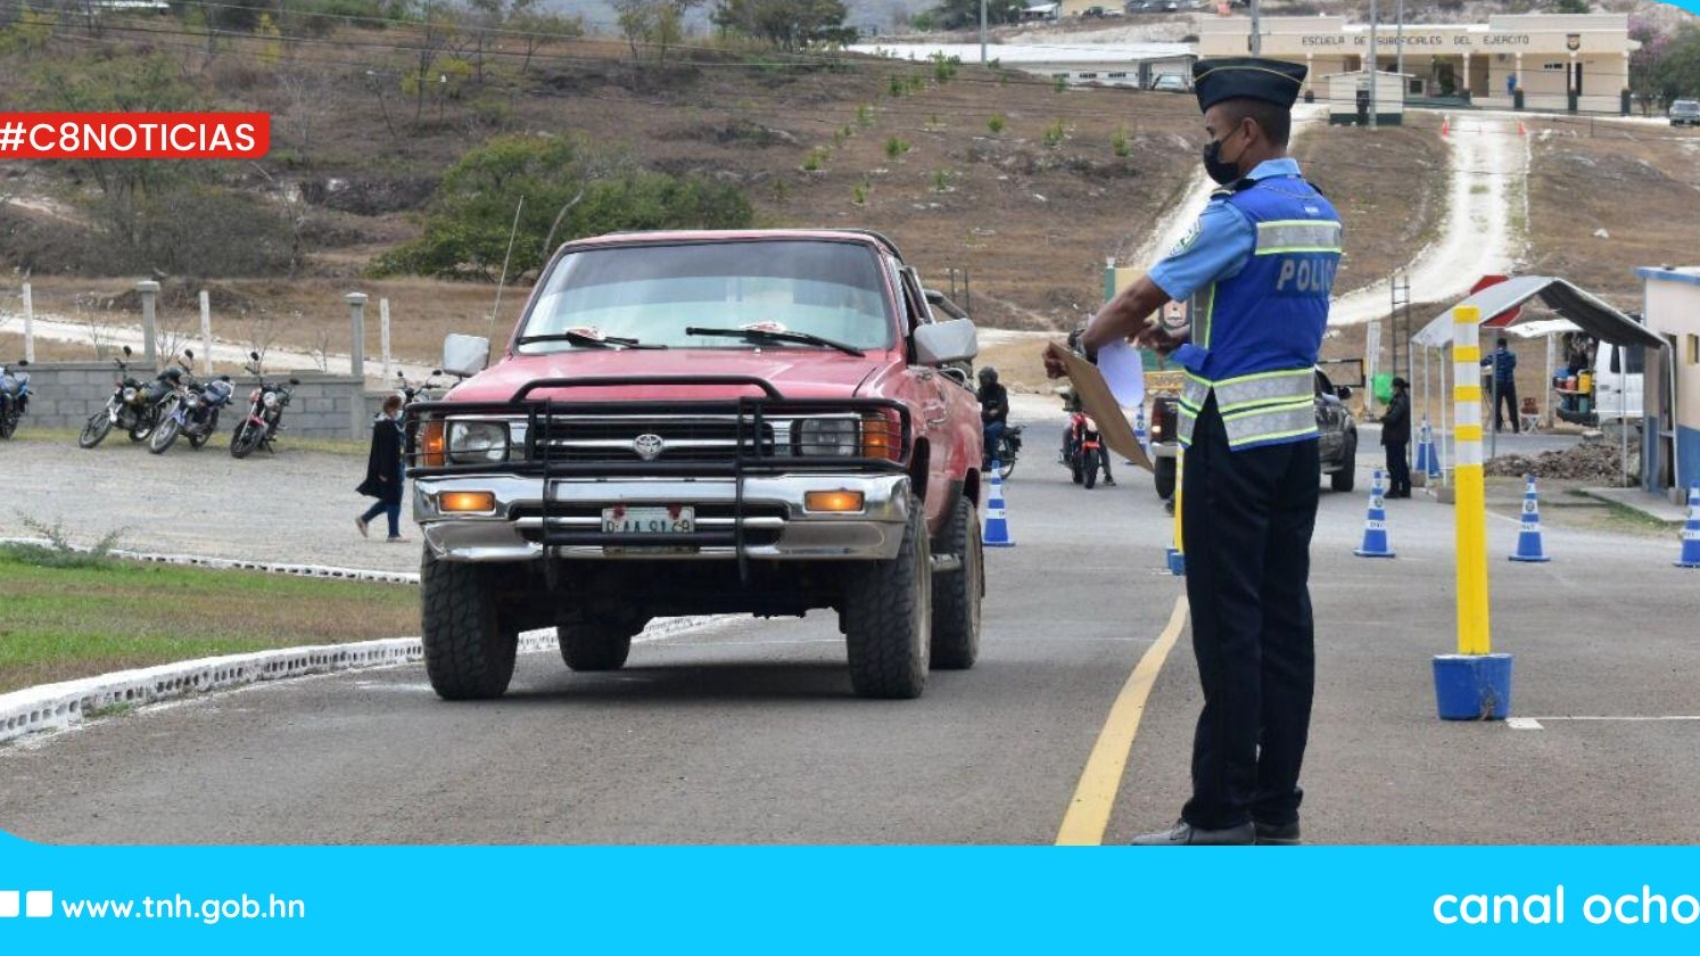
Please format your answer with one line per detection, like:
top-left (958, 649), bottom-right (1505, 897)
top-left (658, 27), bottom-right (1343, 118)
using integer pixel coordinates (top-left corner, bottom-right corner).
top-left (978, 366), bottom-right (1009, 469)
top-left (1070, 413), bottom-right (1116, 488)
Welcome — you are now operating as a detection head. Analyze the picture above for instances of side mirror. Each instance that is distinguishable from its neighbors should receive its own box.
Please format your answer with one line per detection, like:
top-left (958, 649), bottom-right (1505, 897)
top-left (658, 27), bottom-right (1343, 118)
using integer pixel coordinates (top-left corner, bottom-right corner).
top-left (123, 345), bottom-right (133, 357)
top-left (1337, 386), bottom-right (1353, 400)
top-left (913, 319), bottom-right (979, 366)
top-left (288, 377), bottom-right (301, 386)
top-left (185, 348), bottom-right (195, 360)
top-left (442, 334), bottom-right (491, 378)
top-left (16, 359), bottom-right (26, 367)
top-left (249, 351), bottom-right (261, 362)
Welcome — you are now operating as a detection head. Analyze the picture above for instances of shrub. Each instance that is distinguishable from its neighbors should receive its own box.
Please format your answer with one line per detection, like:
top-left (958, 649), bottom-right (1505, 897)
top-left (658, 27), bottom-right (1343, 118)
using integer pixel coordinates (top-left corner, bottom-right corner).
top-left (987, 113), bottom-right (1006, 134)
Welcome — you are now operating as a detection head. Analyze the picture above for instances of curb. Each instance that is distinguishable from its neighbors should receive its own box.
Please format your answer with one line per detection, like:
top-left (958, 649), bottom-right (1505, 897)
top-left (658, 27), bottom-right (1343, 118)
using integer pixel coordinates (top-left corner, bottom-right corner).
top-left (0, 538), bottom-right (421, 585)
top-left (0, 615), bottom-right (723, 747)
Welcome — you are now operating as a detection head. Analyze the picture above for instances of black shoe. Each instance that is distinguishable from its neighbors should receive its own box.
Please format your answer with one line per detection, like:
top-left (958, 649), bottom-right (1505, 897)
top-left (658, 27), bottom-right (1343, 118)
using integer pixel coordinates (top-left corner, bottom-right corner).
top-left (1129, 820), bottom-right (1255, 846)
top-left (1254, 819), bottom-right (1302, 845)
top-left (1104, 478), bottom-right (1116, 487)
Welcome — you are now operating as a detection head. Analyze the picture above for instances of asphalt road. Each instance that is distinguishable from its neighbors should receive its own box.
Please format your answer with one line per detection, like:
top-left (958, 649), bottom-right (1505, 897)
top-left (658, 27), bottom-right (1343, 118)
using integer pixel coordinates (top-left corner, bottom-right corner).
top-left (3, 417), bottom-right (1698, 845)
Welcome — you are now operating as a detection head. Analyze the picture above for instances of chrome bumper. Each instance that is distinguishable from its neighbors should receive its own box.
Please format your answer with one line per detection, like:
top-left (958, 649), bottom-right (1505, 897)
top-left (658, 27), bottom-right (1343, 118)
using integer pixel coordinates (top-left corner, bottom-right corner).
top-left (413, 473), bottom-right (912, 563)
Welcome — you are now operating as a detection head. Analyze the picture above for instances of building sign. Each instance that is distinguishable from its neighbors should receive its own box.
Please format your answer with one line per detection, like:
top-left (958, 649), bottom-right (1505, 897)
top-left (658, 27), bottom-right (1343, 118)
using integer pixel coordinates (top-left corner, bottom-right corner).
top-left (1567, 33), bottom-right (1581, 51)
top-left (1298, 32), bottom-right (1535, 49)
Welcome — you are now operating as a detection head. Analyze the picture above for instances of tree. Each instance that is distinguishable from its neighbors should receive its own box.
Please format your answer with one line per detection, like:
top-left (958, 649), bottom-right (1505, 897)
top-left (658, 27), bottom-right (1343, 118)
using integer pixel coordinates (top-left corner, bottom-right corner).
top-left (612, 0), bottom-right (700, 63)
top-left (373, 134), bottom-right (754, 280)
top-left (712, 0), bottom-right (854, 51)
top-left (1552, 0), bottom-right (1589, 13)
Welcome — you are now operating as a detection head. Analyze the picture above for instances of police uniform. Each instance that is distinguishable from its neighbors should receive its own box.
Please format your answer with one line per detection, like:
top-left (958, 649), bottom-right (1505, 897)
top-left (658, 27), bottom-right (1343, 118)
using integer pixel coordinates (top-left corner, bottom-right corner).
top-left (1143, 58), bottom-right (1343, 839)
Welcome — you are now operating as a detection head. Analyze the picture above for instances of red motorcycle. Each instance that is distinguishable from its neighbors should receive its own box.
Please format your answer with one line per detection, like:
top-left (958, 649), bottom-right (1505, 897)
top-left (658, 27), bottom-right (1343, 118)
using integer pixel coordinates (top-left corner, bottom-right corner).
top-left (1064, 413), bottom-right (1111, 490)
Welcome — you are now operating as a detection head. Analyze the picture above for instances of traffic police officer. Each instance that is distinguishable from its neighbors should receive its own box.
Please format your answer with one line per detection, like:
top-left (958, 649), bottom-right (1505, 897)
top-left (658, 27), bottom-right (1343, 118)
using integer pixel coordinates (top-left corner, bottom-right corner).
top-left (1046, 56), bottom-right (1342, 845)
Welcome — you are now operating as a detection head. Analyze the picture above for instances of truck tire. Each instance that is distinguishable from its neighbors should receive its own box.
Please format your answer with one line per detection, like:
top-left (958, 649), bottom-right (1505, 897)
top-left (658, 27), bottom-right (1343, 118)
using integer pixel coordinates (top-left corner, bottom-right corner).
top-left (1154, 457), bottom-right (1176, 499)
top-left (930, 494), bottom-right (982, 670)
top-left (557, 620), bottom-right (634, 672)
top-left (421, 552), bottom-right (517, 700)
top-left (1330, 435), bottom-right (1356, 492)
top-left (842, 494), bottom-right (931, 699)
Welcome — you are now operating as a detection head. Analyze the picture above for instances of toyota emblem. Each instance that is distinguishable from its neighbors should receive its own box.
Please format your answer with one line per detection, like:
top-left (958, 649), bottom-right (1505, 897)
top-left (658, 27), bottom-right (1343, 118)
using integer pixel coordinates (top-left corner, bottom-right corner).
top-left (633, 433), bottom-right (665, 461)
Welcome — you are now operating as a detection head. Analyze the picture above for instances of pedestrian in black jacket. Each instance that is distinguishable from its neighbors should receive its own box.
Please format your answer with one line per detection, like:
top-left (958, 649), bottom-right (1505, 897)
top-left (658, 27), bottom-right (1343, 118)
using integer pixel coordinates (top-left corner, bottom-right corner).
top-left (1381, 377), bottom-right (1412, 498)
top-left (356, 395), bottom-right (408, 542)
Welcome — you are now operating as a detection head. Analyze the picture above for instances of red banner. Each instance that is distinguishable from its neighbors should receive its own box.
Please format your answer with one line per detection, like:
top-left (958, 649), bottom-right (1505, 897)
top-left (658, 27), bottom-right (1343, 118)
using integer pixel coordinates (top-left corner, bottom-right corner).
top-left (0, 112), bottom-right (269, 159)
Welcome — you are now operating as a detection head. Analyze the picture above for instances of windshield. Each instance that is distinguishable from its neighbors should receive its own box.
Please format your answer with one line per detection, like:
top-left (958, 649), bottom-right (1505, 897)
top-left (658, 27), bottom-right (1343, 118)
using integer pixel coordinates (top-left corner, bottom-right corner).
top-left (516, 240), bottom-right (897, 352)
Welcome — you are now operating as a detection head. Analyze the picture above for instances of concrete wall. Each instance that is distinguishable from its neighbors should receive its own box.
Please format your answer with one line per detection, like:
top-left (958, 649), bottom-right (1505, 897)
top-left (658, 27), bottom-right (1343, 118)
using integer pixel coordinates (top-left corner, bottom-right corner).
top-left (1639, 269), bottom-right (1700, 496)
top-left (12, 362), bottom-right (386, 440)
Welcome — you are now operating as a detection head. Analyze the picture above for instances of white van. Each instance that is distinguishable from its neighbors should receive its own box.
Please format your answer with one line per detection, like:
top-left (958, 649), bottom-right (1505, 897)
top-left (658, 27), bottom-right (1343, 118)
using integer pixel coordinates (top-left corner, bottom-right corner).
top-left (1555, 341), bottom-right (1642, 426)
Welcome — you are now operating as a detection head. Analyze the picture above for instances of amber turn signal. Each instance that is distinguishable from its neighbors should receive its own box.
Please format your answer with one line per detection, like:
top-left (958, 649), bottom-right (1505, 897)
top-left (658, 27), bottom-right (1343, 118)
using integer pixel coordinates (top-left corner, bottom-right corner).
top-left (421, 420), bottom-right (446, 468)
top-left (861, 412), bottom-right (900, 461)
top-left (440, 491), bottom-right (497, 514)
top-left (804, 490), bottom-right (865, 513)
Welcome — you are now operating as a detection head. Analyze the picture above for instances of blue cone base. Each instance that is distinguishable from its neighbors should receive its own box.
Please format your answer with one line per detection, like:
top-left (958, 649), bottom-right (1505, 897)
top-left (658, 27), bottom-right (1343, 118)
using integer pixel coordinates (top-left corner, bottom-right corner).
top-left (1677, 560), bottom-right (1700, 569)
top-left (1509, 554), bottom-right (1551, 563)
top-left (1354, 548), bottom-right (1396, 558)
top-left (1432, 653), bottom-right (1514, 721)
top-left (1166, 548), bottom-right (1185, 576)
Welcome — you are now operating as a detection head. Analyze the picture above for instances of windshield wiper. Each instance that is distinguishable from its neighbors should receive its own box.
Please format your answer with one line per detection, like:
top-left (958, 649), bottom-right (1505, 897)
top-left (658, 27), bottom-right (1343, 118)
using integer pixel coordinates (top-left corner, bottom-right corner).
top-left (684, 326), bottom-right (864, 357)
top-left (515, 330), bottom-right (664, 350)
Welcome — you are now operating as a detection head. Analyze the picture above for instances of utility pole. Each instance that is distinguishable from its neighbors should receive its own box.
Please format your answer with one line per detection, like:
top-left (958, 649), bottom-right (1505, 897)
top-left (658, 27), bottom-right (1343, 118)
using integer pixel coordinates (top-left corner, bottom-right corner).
top-left (1368, 0), bottom-right (1378, 130)
top-left (1250, 0), bottom-right (1261, 55)
top-left (980, 0), bottom-right (988, 65)
top-left (1395, 0), bottom-right (1405, 101)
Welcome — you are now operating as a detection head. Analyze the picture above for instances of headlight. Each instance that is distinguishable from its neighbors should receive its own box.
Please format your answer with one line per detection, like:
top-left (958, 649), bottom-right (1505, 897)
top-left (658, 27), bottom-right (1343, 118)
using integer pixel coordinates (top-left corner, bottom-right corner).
top-left (447, 421), bottom-right (508, 464)
top-left (122, 387), bottom-right (137, 403)
top-left (796, 417), bottom-right (859, 457)
top-left (262, 391), bottom-right (279, 409)
top-left (186, 394), bottom-right (201, 408)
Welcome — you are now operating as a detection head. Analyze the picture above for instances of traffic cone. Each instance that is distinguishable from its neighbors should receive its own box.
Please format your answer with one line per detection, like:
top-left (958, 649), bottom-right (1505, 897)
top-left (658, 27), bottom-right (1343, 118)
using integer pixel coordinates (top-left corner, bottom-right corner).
top-left (1441, 118), bottom-right (1449, 137)
top-left (1353, 468), bottom-right (1396, 558)
top-left (984, 463), bottom-right (1014, 548)
top-left (1425, 421), bottom-right (1443, 480)
top-left (1508, 473), bottom-right (1551, 563)
top-left (1413, 417), bottom-right (1432, 476)
top-left (1676, 482), bottom-right (1700, 569)
top-left (1134, 404), bottom-right (1148, 455)
top-left (1518, 120), bottom-right (1527, 136)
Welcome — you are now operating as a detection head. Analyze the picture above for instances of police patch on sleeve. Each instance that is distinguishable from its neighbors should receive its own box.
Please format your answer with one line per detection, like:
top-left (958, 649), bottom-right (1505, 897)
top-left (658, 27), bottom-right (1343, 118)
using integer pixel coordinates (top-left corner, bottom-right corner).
top-left (1167, 217), bottom-right (1204, 258)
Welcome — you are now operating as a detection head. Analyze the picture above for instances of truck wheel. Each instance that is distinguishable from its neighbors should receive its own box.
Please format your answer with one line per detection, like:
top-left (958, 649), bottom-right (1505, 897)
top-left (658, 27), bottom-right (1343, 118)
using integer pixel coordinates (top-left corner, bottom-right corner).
top-left (421, 552), bottom-right (517, 700)
top-left (1154, 457), bottom-right (1176, 499)
top-left (842, 494), bottom-right (931, 699)
top-left (930, 494), bottom-right (981, 670)
top-left (557, 619), bottom-right (634, 672)
top-left (1330, 435), bottom-right (1357, 492)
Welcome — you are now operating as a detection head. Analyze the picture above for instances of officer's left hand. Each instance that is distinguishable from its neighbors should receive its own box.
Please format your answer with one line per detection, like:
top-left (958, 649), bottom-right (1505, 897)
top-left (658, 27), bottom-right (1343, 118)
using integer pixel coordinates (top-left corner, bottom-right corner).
top-left (1042, 342), bottom-right (1070, 380)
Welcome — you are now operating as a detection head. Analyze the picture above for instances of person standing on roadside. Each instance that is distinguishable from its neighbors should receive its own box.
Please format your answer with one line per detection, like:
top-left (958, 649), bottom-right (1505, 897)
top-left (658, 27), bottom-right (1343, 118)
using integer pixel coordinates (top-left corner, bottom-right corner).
top-left (1382, 377), bottom-right (1412, 498)
top-left (1045, 57), bottom-right (1341, 846)
top-left (356, 394), bottom-right (408, 543)
top-left (1482, 336), bottom-right (1520, 434)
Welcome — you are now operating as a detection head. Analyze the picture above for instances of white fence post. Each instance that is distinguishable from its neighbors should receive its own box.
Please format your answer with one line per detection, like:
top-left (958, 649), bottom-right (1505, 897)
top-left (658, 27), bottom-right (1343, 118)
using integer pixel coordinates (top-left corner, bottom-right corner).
top-left (21, 281), bottom-right (34, 363)
top-left (199, 290), bottom-right (214, 375)
top-left (380, 297), bottom-right (392, 384)
top-left (345, 291), bottom-right (367, 381)
top-left (137, 279), bottom-right (161, 369)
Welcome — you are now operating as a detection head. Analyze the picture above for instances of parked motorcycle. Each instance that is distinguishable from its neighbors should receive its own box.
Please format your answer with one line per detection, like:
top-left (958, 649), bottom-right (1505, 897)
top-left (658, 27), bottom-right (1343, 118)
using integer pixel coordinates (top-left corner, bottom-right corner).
top-left (230, 351), bottom-right (299, 459)
top-left (150, 350), bottom-right (235, 454)
top-left (0, 358), bottom-right (29, 440)
top-left (395, 368), bottom-right (447, 407)
top-left (78, 347), bottom-right (182, 448)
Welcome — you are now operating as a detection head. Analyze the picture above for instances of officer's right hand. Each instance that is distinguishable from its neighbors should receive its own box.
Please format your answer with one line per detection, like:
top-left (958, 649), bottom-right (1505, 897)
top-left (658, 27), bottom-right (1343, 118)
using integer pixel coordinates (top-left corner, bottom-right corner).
top-left (1042, 342), bottom-right (1069, 380)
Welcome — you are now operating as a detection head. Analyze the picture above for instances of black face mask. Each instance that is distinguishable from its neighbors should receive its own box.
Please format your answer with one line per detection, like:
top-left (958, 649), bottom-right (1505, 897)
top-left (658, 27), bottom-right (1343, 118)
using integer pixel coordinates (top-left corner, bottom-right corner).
top-left (1202, 139), bottom-right (1240, 186)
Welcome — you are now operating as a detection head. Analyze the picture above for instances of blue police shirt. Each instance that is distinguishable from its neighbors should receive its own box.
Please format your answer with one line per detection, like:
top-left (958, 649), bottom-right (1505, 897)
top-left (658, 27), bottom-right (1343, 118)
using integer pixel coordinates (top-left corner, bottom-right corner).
top-left (1148, 158), bottom-right (1303, 370)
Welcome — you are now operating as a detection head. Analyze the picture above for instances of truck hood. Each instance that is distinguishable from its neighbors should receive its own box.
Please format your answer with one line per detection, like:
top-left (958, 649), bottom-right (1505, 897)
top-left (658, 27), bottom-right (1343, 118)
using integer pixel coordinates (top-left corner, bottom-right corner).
top-left (446, 348), bottom-right (891, 403)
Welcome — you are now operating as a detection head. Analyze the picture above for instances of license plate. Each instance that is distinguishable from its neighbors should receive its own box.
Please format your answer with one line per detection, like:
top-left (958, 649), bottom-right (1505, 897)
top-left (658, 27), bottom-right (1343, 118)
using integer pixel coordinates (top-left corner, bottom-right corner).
top-left (601, 505), bottom-right (695, 535)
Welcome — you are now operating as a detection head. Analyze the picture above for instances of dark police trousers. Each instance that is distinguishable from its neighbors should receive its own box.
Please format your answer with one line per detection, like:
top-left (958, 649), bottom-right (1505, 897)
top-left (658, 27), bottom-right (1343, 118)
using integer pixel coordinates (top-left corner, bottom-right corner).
top-left (1385, 441), bottom-right (1411, 497)
top-left (1180, 394), bottom-right (1319, 831)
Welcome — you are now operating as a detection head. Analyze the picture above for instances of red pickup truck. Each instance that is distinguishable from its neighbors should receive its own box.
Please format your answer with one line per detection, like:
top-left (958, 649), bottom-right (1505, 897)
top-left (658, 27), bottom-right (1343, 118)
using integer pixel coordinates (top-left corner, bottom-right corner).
top-left (406, 229), bottom-right (986, 701)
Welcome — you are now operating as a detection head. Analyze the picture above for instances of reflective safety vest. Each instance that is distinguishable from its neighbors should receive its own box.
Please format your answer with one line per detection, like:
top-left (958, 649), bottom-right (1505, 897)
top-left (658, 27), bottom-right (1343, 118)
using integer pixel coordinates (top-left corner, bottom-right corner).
top-left (1177, 174), bottom-right (1342, 451)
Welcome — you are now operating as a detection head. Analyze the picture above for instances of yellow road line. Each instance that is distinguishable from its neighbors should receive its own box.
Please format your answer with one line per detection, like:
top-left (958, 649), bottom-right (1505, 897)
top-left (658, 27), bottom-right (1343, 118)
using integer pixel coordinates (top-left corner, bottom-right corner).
top-left (1055, 593), bottom-right (1189, 846)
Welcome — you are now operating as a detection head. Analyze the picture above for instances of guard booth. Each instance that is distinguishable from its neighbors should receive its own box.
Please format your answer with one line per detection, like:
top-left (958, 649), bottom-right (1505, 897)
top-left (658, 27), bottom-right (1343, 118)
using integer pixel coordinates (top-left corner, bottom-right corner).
top-left (1325, 70), bottom-right (1410, 126)
top-left (1409, 275), bottom-right (1666, 489)
top-left (1636, 267), bottom-right (1700, 502)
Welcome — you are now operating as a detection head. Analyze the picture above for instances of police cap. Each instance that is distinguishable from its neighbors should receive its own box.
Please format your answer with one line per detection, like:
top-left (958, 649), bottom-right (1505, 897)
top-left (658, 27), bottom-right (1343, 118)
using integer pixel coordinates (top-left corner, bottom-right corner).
top-left (1191, 57), bottom-right (1307, 113)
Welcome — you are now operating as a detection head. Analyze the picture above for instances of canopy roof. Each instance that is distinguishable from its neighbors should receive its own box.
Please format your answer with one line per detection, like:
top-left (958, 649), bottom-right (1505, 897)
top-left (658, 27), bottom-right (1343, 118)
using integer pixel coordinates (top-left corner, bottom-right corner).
top-left (1410, 275), bottom-right (1664, 349)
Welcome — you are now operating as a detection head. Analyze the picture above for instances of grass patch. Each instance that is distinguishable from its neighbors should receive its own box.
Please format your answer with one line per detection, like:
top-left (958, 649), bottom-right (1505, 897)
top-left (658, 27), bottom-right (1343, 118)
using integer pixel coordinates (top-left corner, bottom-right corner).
top-left (0, 549), bottom-right (419, 694)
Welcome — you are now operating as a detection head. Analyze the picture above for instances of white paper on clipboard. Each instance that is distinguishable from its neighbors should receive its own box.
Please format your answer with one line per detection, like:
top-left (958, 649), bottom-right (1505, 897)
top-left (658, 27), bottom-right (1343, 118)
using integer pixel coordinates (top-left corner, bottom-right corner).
top-left (1096, 338), bottom-right (1146, 409)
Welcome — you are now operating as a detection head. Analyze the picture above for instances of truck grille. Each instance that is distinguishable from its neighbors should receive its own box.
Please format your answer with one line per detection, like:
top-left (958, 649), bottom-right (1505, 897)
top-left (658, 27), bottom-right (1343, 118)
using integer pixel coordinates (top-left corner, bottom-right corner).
top-left (530, 418), bottom-right (778, 463)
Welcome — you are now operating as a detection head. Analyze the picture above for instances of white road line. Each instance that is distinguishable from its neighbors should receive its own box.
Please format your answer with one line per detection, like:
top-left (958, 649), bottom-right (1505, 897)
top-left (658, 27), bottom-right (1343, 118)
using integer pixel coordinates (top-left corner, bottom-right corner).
top-left (1507, 717), bottom-right (1544, 730)
top-left (1524, 716), bottom-right (1700, 722)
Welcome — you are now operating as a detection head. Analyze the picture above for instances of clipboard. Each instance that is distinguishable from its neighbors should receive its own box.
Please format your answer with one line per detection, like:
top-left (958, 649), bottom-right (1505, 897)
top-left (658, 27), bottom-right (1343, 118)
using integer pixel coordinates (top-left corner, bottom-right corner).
top-left (1055, 346), bottom-right (1155, 473)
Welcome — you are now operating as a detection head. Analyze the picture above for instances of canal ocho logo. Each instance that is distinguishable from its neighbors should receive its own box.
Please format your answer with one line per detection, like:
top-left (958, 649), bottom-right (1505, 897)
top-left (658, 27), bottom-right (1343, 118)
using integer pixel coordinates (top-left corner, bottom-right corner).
top-left (1566, 33), bottom-right (1581, 52)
